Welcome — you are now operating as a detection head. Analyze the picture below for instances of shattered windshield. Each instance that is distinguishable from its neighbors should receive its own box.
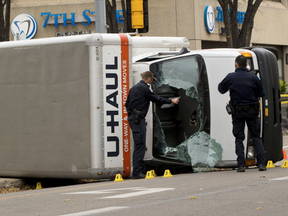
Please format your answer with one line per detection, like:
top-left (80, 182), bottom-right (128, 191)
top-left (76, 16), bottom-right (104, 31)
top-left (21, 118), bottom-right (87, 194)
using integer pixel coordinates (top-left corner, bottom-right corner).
top-left (150, 55), bottom-right (223, 168)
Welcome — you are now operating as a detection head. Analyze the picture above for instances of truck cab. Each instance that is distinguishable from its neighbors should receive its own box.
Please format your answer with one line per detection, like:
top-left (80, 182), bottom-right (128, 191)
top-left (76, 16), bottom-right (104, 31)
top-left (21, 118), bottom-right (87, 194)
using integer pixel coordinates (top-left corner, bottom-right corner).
top-left (131, 47), bottom-right (282, 169)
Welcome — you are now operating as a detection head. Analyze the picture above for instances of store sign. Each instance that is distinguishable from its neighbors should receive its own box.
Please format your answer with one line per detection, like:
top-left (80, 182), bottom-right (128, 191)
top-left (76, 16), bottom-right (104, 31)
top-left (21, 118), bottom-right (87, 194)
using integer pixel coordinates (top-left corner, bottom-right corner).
top-left (216, 7), bottom-right (246, 24)
top-left (204, 5), bottom-right (215, 33)
top-left (11, 14), bottom-right (38, 40)
top-left (12, 9), bottom-right (124, 38)
top-left (41, 9), bottom-right (124, 28)
top-left (204, 5), bottom-right (246, 34)
top-left (55, 30), bottom-right (92, 37)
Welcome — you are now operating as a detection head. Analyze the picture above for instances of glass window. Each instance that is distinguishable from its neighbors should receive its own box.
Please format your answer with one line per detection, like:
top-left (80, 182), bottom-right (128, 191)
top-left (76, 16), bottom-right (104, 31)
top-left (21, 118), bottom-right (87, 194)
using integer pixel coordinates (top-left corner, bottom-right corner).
top-left (149, 55), bottom-right (222, 168)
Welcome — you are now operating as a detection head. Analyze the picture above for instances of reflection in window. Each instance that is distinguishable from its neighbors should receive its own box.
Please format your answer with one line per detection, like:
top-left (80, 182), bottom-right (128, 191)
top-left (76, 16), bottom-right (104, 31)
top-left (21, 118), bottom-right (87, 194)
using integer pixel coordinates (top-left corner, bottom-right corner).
top-left (153, 56), bottom-right (200, 98)
top-left (150, 55), bottom-right (222, 168)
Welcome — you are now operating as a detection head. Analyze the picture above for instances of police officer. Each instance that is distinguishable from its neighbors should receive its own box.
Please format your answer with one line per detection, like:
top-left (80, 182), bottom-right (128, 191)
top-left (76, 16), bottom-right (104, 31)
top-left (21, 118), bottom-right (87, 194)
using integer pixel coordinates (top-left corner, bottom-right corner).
top-left (218, 55), bottom-right (266, 172)
top-left (125, 71), bottom-right (179, 179)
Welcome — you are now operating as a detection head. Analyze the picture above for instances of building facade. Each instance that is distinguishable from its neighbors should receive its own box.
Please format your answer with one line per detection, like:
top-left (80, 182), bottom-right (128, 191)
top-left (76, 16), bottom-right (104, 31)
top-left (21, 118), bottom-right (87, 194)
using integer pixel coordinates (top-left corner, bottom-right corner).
top-left (9, 0), bottom-right (288, 81)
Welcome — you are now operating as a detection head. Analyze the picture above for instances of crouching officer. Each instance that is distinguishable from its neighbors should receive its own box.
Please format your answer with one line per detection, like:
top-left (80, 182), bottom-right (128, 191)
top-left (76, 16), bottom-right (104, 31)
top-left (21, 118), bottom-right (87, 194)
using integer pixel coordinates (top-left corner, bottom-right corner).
top-left (218, 55), bottom-right (266, 172)
top-left (125, 71), bottom-right (179, 179)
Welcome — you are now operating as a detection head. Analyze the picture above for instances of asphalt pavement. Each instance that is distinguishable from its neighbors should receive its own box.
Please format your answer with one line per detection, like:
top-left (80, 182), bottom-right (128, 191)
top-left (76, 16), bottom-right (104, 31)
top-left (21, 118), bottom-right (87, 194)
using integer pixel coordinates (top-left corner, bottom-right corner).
top-left (1, 135), bottom-right (288, 189)
top-left (1, 164), bottom-right (288, 216)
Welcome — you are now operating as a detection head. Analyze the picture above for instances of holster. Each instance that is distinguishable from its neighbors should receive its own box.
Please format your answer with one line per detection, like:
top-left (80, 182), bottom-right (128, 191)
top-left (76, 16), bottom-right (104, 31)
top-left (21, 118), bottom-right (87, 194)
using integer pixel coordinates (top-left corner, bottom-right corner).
top-left (226, 101), bottom-right (234, 115)
top-left (133, 109), bottom-right (145, 124)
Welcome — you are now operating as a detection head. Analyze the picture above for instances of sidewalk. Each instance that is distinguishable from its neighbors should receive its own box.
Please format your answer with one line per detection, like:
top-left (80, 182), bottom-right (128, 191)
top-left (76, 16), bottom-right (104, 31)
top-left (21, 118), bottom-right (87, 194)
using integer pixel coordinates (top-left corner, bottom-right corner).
top-left (283, 135), bottom-right (288, 148)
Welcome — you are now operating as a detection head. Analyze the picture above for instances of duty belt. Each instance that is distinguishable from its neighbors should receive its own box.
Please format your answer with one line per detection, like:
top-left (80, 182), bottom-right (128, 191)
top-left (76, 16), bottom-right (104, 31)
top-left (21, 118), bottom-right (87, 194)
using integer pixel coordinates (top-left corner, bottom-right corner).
top-left (234, 104), bottom-right (259, 112)
top-left (127, 109), bottom-right (146, 117)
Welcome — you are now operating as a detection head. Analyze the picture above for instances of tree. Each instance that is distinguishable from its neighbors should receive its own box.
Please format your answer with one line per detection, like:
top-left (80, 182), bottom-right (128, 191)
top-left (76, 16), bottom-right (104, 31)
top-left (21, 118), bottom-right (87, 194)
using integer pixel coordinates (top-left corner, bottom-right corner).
top-left (106, 0), bottom-right (127, 33)
top-left (217, 0), bottom-right (263, 48)
top-left (0, 0), bottom-right (11, 42)
top-left (120, 0), bottom-right (127, 32)
top-left (106, 0), bottom-right (117, 33)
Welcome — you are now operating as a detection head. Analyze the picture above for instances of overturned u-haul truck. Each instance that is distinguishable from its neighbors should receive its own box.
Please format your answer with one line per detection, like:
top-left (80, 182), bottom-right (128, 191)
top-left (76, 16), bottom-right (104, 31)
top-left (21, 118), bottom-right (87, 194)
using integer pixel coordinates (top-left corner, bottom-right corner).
top-left (0, 34), bottom-right (282, 179)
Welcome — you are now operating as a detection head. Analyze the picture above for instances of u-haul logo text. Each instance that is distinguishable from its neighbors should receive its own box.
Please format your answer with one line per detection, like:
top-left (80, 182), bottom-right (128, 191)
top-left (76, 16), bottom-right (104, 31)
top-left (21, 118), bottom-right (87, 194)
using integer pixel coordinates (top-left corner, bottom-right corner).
top-left (105, 56), bottom-right (120, 157)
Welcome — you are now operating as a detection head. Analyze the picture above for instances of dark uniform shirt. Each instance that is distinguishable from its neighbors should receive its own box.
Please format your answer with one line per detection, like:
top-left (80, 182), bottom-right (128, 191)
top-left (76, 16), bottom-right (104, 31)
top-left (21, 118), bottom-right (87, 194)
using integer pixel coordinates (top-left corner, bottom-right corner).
top-left (218, 67), bottom-right (266, 106)
top-left (125, 80), bottom-right (172, 115)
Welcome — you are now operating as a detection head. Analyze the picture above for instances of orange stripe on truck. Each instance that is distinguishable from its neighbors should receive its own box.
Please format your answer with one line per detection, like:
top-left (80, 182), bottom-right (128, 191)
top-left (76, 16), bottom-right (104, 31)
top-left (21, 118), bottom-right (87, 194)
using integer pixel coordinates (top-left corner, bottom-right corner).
top-left (119, 34), bottom-right (131, 178)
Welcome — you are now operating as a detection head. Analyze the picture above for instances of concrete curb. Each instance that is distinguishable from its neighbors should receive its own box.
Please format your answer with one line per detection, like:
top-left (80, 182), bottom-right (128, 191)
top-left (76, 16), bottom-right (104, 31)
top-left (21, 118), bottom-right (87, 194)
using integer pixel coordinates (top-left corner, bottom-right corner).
top-left (0, 178), bottom-right (25, 189)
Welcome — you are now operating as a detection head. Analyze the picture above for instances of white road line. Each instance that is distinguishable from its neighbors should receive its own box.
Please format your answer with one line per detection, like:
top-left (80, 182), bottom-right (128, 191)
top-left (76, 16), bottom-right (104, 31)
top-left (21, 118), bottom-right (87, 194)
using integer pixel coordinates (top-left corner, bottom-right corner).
top-left (269, 176), bottom-right (288, 181)
top-left (102, 188), bottom-right (175, 199)
top-left (64, 187), bottom-right (175, 199)
top-left (59, 206), bottom-right (128, 216)
top-left (64, 187), bottom-right (144, 195)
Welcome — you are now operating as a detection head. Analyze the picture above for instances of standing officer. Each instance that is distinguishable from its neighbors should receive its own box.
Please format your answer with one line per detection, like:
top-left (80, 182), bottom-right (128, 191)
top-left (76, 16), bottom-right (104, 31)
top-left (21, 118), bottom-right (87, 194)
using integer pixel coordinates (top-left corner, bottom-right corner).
top-left (125, 71), bottom-right (179, 179)
top-left (218, 55), bottom-right (266, 172)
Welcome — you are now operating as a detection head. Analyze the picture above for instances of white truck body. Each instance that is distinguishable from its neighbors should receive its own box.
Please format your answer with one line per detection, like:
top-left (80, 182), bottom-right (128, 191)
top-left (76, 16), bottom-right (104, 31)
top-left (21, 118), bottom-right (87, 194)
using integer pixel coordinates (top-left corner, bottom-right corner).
top-left (0, 34), bottom-right (282, 179)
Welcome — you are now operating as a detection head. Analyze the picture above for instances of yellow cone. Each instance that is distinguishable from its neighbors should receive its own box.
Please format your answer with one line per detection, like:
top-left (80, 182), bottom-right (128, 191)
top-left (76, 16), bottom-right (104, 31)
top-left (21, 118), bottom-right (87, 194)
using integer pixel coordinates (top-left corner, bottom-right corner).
top-left (266, 160), bottom-right (275, 168)
top-left (36, 182), bottom-right (42, 189)
top-left (282, 161), bottom-right (288, 168)
top-left (151, 170), bottom-right (157, 177)
top-left (114, 174), bottom-right (124, 182)
top-left (145, 171), bottom-right (155, 179)
top-left (163, 169), bottom-right (173, 178)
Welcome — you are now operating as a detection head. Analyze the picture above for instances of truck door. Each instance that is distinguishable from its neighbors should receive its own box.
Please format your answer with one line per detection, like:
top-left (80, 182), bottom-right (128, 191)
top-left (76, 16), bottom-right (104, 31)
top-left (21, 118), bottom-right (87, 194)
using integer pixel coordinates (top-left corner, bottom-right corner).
top-left (250, 48), bottom-right (283, 163)
top-left (149, 54), bottom-right (211, 163)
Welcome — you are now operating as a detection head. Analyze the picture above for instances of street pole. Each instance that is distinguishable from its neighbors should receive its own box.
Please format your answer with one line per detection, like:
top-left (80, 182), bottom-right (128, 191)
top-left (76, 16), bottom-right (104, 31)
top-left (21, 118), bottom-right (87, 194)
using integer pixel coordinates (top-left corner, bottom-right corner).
top-left (94, 0), bottom-right (107, 33)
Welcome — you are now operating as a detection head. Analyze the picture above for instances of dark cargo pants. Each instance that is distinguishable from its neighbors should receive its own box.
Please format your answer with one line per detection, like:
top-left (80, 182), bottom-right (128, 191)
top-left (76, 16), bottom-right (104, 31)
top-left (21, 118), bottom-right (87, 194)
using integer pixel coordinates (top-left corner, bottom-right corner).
top-left (128, 113), bottom-right (146, 177)
top-left (232, 106), bottom-right (265, 167)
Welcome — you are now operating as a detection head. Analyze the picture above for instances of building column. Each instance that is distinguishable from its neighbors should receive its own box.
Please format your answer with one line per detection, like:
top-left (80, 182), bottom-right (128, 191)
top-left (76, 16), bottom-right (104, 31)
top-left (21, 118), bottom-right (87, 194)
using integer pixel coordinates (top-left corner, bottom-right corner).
top-left (189, 39), bottom-right (202, 50)
top-left (281, 0), bottom-right (288, 8)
